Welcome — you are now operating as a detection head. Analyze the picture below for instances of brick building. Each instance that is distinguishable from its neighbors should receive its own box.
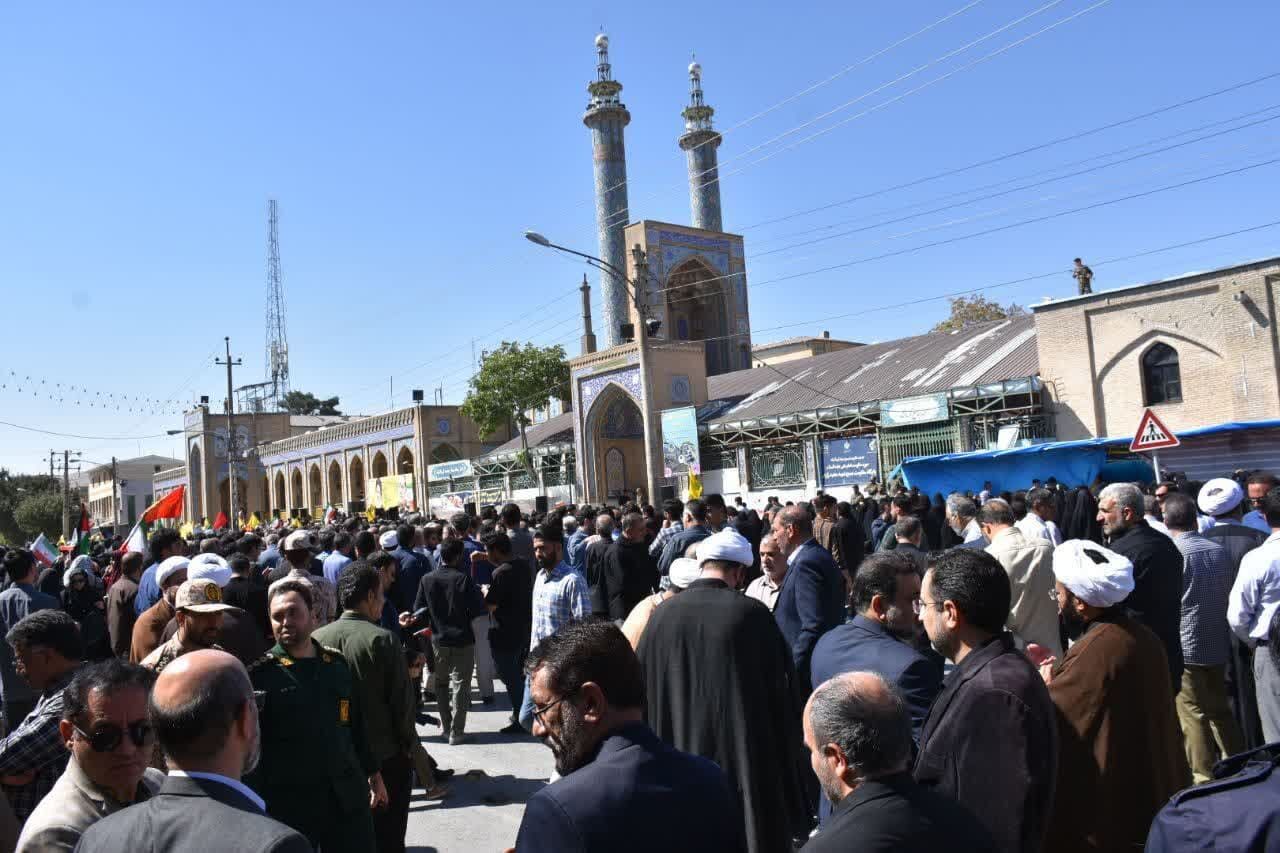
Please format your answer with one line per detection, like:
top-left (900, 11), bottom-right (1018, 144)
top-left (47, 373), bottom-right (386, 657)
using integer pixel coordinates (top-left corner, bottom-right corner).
top-left (1033, 256), bottom-right (1280, 440)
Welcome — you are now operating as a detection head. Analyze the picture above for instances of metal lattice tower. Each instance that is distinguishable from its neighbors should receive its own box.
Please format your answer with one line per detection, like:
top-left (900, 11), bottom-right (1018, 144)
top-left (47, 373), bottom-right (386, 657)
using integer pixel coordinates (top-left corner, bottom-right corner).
top-left (265, 199), bottom-right (290, 410)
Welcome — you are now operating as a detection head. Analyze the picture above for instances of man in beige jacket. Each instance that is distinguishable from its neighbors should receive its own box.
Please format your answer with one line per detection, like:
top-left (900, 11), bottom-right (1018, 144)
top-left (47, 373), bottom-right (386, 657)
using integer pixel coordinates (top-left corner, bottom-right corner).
top-left (981, 499), bottom-right (1063, 659)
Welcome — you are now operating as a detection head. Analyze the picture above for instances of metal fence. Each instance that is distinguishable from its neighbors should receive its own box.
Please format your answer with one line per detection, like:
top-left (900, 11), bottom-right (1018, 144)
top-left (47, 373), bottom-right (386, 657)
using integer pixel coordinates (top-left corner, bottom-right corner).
top-left (877, 421), bottom-right (960, 475)
top-left (748, 443), bottom-right (806, 489)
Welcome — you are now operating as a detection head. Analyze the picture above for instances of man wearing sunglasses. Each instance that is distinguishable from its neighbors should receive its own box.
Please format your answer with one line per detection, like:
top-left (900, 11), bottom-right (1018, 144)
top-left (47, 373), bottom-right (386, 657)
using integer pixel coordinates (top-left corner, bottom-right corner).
top-left (16, 659), bottom-right (163, 851)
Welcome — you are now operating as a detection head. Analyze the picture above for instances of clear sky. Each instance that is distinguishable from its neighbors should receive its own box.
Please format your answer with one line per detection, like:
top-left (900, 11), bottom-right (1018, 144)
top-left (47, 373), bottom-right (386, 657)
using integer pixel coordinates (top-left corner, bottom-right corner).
top-left (2, 0), bottom-right (1278, 475)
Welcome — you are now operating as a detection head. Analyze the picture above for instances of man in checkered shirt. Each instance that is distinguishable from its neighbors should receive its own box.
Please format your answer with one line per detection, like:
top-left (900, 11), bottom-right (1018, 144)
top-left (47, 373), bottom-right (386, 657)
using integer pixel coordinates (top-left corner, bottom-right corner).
top-left (0, 610), bottom-right (84, 824)
top-left (518, 520), bottom-right (591, 732)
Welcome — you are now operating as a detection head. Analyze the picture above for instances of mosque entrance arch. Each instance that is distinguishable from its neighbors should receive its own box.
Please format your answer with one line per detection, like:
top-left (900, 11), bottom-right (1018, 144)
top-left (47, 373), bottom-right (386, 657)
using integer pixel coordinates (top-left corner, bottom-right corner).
top-left (665, 257), bottom-right (731, 374)
top-left (584, 384), bottom-right (645, 504)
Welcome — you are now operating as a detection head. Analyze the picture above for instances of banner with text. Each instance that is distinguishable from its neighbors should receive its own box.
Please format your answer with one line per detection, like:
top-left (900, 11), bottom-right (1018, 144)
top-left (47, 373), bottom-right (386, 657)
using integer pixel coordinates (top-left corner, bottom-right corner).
top-left (821, 437), bottom-right (878, 487)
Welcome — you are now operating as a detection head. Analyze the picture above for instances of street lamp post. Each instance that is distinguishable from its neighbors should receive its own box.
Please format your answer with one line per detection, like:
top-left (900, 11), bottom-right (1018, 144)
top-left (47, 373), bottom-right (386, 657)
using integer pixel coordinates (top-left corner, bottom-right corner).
top-left (525, 231), bottom-right (660, 506)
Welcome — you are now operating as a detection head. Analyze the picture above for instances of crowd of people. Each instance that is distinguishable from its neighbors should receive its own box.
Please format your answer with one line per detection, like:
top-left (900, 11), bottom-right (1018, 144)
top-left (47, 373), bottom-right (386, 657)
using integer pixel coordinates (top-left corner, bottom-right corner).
top-left (0, 466), bottom-right (1274, 851)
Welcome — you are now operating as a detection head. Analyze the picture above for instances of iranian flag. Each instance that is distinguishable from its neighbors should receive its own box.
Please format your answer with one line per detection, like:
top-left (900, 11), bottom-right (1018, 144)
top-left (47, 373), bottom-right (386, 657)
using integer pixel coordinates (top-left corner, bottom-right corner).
top-left (31, 533), bottom-right (58, 567)
top-left (121, 486), bottom-right (187, 555)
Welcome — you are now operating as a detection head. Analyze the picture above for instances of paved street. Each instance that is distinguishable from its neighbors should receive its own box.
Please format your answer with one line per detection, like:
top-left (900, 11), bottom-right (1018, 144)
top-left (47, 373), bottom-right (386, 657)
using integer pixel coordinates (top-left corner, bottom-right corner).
top-left (406, 679), bottom-right (550, 853)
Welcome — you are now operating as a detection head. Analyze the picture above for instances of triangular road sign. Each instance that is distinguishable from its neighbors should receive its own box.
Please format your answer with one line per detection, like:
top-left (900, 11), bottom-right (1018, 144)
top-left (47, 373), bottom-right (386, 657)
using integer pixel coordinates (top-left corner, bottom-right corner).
top-left (1130, 408), bottom-right (1181, 452)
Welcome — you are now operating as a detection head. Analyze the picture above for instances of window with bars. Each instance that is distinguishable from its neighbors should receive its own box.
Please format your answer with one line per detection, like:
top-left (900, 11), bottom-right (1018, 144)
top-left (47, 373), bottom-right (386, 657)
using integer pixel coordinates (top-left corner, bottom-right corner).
top-left (748, 444), bottom-right (805, 489)
top-left (699, 443), bottom-right (737, 472)
top-left (1142, 342), bottom-right (1182, 405)
top-left (477, 473), bottom-right (505, 491)
top-left (510, 470), bottom-right (536, 490)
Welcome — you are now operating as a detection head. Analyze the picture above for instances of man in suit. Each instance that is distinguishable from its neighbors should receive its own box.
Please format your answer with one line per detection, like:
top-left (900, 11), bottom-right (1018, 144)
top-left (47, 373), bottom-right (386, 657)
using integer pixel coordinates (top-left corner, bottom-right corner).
top-left (772, 506), bottom-right (846, 687)
top-left (75, 649), bottom-right (310, 853)
top-left (980, 499), bottom-right (1061, 659)
top-left (17, 659), bottom-right (164, 851)
top-left (914, 548), bottom-right (1057, 853)
top-left (811, 552), bottom-right (941, 742)
top-left (513, 620), bottom-right (744, 853)
top-left (803, 672), bottom-right (996, 852)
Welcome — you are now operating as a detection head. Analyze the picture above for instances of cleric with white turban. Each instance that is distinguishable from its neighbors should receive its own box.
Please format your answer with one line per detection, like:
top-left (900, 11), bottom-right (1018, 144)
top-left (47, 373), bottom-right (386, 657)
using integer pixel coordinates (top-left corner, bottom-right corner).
top-left (1052, 539), bottom-right (1134, 607)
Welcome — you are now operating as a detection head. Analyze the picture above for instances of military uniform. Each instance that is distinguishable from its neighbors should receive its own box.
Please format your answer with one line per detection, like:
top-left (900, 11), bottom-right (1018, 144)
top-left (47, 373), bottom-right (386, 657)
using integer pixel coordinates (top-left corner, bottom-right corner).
top-left (245, 640), bottom-right (377, 852)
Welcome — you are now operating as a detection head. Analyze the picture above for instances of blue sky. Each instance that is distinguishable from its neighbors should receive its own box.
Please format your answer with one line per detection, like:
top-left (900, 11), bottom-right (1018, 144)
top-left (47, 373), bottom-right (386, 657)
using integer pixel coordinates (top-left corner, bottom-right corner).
top-left (2, 0), bottom-right (1278, 474)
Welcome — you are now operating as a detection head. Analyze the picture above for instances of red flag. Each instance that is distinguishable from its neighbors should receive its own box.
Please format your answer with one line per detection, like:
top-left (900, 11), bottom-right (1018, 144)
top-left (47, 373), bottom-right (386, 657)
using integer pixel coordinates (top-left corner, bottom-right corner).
top-left (213, 511), bottom-right (229, 531)
top-left (78, 504), bottom-right (92, 533)
top-left (141, 486), bottom-right (185, 523)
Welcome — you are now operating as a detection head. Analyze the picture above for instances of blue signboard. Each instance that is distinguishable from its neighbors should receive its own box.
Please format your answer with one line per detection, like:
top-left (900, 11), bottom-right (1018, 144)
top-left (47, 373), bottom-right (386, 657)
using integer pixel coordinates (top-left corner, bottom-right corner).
top-left (821, 437), bottom-right (878, 487)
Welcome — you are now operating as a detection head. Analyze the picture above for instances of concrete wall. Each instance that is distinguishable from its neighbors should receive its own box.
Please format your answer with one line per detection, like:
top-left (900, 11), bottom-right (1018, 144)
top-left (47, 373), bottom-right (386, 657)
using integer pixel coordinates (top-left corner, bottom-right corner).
top-left (1033, 258), bottom-right (1280, 439)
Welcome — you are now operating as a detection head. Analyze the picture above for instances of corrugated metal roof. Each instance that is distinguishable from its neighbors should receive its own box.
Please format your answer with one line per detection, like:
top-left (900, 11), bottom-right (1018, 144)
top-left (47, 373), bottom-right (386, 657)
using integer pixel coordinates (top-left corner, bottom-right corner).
top-left (705, 314), bottom-right (1038, 424)
top-left (485, 412), bottom-right (575, 456)
top-left (753, 334), bottom-right (862, 351)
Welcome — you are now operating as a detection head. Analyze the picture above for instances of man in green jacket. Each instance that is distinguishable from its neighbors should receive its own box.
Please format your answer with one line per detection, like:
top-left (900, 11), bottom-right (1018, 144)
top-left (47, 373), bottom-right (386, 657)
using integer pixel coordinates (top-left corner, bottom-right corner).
top-left (314, 562), bottom-right (426, 853)
top-left (245, 578), bottom-right (384, 852)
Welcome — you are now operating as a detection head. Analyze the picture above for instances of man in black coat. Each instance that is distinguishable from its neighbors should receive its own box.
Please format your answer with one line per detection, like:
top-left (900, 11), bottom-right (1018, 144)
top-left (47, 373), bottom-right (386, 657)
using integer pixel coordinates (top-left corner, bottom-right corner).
top-left (600, 512), bottom-right (659, 621)
top-left (583, 513), bottom-right (616, 615)
top-left (914, 548), bottom-right (1057, 853)
top-left (802, 671), bottom-right (995, 853)
top-left (639, 529), bottom-right (811, 853)
top-left (516, 620), bottom-right (743, 853)
top-left (76, 649), bottom-right (310, 853)
top-left (1099, 482), bottom-right (1185, 692)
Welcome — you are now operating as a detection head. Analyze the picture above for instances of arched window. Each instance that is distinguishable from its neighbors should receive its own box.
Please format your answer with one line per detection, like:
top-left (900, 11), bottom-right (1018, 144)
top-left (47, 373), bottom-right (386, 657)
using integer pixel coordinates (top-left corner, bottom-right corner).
top-left (1142, 342), bottom-right (1182, 405)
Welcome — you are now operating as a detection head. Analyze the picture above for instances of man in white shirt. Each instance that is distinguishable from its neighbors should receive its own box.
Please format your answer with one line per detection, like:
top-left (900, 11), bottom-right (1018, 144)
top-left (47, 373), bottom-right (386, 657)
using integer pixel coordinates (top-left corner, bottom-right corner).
top-left (946, 494), bottom-right (987, 549)
top-left (1017, 488), bottom-right (1063, 547)
top-left (745, 535), bottom-right (785, 612)
top-left (1227, 487), bottom-right (1280, 742)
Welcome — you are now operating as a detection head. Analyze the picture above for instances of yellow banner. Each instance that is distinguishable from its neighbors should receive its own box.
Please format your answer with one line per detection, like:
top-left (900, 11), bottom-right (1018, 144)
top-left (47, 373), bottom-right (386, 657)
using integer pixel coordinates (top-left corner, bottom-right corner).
top-left (365, 474), bottom-right (417, 511)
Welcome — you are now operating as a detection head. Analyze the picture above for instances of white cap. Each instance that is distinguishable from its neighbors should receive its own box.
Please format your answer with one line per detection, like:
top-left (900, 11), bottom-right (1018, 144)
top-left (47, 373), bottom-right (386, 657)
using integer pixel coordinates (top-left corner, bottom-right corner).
top-left (668, 557), bottom-right (702, 589)
top-left (1198, 477), bottom-right (1244, 517)
top-left (156, 556), bottom-right (191, 588)
top-left (379, 530), bottom-right (399, 549)
top-left (188, 553), bottom-right (233, 588)
top-left (696, 528), bottom-right (754, 567)
top-left (1053, 540), bottom-right (1134, 608)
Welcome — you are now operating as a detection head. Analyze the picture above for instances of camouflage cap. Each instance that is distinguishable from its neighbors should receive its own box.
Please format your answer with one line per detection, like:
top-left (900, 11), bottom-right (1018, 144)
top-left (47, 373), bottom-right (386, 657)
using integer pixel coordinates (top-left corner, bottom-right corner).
top-left (174, 578), bottom-right (235, 614)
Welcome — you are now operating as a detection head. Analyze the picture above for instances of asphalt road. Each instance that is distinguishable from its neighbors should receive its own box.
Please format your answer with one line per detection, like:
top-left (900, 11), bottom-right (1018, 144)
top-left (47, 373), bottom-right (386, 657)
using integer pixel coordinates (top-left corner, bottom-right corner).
top-left (405, 678), bottom-right (551, 853)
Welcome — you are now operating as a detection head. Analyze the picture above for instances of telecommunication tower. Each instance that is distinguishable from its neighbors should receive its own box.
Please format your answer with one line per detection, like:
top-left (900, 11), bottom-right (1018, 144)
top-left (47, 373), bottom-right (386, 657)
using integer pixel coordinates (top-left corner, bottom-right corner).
top-left (265, 198), bottom-right (290, 409)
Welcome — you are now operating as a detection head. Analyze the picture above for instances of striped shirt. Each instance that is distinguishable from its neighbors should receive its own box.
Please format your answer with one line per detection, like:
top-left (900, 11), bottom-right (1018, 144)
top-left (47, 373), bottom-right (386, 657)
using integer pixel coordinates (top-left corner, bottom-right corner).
top-left (1174, 532), bottom-right (1234, 667)
top-left (530, 561), bottom-right (591, 650)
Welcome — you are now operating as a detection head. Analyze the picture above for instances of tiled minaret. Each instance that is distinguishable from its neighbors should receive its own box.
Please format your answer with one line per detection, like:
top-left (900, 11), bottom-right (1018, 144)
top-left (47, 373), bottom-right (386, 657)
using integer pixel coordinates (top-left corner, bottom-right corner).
top-left (678, 60), bottom-right (723, 232)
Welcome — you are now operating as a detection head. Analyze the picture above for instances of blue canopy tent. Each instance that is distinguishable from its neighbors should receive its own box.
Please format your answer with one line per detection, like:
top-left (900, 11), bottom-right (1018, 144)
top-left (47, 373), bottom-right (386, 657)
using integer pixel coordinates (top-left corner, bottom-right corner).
top-left (897, 419), bottom-right (1280, 496)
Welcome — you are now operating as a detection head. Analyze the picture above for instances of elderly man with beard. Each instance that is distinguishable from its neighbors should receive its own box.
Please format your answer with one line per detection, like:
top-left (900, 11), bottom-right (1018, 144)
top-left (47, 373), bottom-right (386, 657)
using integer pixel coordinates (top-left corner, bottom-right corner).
top-left (512, 621), bottom-right (742, 853)
top-left (802, 672), bottom-right (995, 853)
top-left (16, 660), bottom-right (163, 852)
top-left (638, 529), bottom-right (811, 853)
top-left (1039, 540), bottom-right (1190, 853)
top-left (914, 548), bottom-right (1057, 853)
top-left (130, 557), bottom-right (188, 664)
top-left (74, 650), bottom-right (310, 853)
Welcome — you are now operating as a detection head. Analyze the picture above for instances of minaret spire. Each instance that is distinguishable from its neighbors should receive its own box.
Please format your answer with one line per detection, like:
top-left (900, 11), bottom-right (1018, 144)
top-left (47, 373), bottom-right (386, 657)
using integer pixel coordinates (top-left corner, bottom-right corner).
top-left (583, 33), bottom-right (632, 349)
top-left (678, 57), bottom-right (723, 232)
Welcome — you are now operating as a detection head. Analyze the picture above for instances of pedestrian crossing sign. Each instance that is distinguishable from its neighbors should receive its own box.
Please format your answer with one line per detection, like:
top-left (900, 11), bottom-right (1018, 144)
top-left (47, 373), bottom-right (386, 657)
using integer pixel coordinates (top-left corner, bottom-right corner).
top-left (1129, 408), bottom-right (1180, 452)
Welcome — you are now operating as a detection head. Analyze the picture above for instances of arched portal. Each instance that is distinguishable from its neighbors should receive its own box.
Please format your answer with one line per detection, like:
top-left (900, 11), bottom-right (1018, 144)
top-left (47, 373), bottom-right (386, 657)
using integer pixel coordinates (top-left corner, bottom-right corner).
top-left (585, 384), bottom-right (645, 504)
top-left (665, 257), bottom-right (732, 375)
top-left (349, 456), bottom-right (365, 503)
top-left (396, 446), bottom-right (414, 474)
top-left (188, 445), bottom-right (204, 522)
top-left (328, 461), bottom-right (343, 507)
top-left (260, 476), bottom-right (270, 516)
top-left (217, 477), bottom-right (248, 522)
top-left (372, 451), bottom-right (388, 479)
top-left (430, 443), bottom-right (461, 464)
top-left (273, 471), bottom-right (286, 514)
top-left (309, 464), bottom-right (323, 511)
top-left (290, 469), bottom-right (303, 511)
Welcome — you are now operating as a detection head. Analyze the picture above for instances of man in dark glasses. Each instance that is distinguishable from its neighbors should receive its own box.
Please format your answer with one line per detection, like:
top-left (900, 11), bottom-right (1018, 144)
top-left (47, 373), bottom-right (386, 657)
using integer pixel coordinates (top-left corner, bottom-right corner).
top-left (16, 659), bottom-right (163, 850)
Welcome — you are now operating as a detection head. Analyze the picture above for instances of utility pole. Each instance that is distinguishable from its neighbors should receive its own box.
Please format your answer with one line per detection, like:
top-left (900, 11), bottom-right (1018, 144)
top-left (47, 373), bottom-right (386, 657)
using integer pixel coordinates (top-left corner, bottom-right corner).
top-left (216, 337), bottom-right (243, 525)
top-left (62, 450), bottom-right (70, 538)
top-left (111, 456), bottom-right (119, 529)
top-left (630, 244), bottom-right (659, 508)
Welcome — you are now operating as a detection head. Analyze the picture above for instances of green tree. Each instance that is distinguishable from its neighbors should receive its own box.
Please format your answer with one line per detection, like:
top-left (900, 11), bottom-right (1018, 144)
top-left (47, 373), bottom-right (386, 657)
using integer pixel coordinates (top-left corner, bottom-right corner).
top-left (931, 294), bottom-right (1027, 333)
top-left (0, 470), bottom-right (60, 544)
top-left (282, 391), bottom-right (342, 415)
top-left (13, 491), bottom-right (63, 542)
top-left (460, 342), bottom-right (569, 470)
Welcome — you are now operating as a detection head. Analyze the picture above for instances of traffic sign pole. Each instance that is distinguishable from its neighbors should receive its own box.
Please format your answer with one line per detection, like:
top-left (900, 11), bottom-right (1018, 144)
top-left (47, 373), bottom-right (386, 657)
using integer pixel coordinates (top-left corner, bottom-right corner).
top-left (1152, 450), bottom-right (1162, 483)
